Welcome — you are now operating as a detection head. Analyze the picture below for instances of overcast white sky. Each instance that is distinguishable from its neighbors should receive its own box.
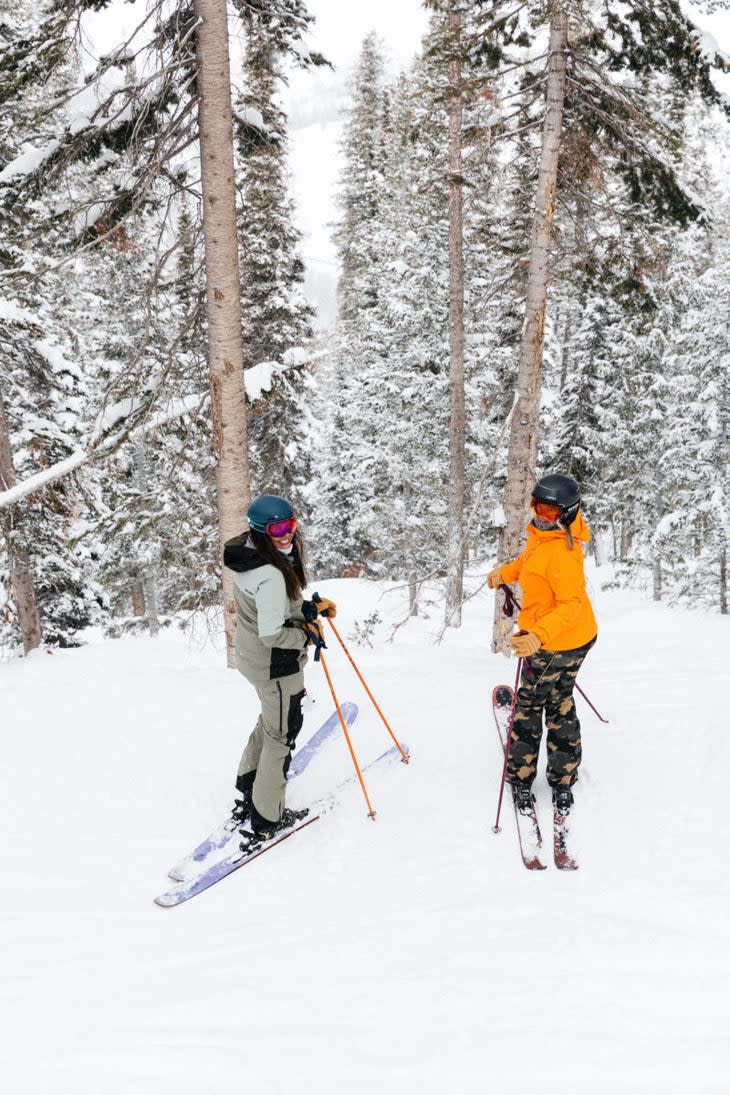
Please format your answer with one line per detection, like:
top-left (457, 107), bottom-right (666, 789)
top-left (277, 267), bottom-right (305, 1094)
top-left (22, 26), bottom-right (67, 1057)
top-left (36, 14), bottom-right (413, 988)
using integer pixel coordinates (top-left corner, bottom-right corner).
top-left (295, 0), bottom-right (428, 68)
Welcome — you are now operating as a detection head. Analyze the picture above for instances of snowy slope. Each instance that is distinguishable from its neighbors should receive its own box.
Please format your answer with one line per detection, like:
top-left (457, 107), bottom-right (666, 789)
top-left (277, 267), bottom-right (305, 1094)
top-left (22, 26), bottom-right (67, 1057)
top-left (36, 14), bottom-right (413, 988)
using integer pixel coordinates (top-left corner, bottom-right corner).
top-left (2, 571), bottom-right (729, 1094)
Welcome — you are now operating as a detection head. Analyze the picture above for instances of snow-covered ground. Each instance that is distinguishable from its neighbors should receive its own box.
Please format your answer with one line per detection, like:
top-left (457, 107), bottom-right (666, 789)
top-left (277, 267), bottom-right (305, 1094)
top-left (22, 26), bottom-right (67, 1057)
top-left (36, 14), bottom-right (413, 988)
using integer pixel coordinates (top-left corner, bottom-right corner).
top-left (3, 570), bottom-right (728, 1094)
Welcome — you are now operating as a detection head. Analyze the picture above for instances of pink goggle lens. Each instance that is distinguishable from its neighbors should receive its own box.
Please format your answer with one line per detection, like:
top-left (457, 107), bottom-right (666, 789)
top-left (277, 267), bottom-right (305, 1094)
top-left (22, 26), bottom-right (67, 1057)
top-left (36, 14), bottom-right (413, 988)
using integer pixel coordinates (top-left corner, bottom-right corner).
top-left (266, 516), bottom-right (297, 538)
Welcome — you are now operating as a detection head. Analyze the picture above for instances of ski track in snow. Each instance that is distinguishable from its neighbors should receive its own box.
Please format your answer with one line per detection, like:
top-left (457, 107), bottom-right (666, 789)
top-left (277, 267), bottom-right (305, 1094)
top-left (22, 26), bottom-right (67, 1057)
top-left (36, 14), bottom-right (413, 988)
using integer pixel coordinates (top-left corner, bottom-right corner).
top-left (2, 571), bottom-right (728, 1094)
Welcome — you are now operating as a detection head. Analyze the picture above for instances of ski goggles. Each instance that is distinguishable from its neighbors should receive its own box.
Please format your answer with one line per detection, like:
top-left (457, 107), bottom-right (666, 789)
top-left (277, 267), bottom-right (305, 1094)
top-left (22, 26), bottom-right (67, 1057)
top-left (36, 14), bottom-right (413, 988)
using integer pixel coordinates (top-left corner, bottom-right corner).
top-left (266, 516), bottom-right (297, 539)
top-left (533, 500), bottom-right (562, 522)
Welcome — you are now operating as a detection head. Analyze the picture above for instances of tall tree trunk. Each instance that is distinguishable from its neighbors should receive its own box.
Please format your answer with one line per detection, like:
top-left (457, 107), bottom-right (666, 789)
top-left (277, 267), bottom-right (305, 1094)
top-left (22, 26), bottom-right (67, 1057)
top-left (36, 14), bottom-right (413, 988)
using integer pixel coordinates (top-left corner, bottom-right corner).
top-left (133, 439), bottom-right (160, 636)
top-left (0, 393), bottom-right (42, 653)
top-left (720, 547), bottom-right (727, 616)
top-left (131, 582), bottom-right (145, 618)
top-left (444, 6), bottom-right (466, 629)
top-left (492, 6), bottom-right (568, 652)
top-left (194, 0), bottom-right (252, 666)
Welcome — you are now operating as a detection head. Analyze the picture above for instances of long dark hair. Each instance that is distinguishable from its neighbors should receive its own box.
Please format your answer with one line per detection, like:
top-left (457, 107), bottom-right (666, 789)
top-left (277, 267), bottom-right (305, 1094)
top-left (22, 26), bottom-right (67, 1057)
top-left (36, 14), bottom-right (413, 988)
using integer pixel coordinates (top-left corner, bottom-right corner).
top-left (250, 528), bottom-right (308, 601)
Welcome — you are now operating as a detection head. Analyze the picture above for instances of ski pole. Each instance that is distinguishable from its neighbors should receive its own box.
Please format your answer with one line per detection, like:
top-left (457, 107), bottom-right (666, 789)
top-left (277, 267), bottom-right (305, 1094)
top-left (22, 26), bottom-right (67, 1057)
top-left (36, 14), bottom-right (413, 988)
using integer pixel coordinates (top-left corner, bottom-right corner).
top-left (573, 682), bottom-right (609, 723)
top-left (312, 593), bottom-right (410, 765)
top-left (498, 584), bottom-right (609, 723)
top-left (492, 656), bottom-right (522, 834)
top-left (316, 645), bottom-right (377, 820)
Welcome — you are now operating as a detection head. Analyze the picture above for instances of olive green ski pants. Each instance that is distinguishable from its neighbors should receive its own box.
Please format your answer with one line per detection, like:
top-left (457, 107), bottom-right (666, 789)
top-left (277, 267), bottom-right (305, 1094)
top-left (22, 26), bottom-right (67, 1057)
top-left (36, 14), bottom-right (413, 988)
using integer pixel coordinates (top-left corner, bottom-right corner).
top-left (237, 672), bottom-right (306, 825)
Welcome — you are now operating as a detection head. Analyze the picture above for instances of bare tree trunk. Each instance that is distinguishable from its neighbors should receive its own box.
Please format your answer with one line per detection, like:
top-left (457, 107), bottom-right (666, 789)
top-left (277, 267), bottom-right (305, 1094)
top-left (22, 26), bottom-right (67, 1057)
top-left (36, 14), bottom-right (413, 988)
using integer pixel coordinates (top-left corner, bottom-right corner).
top-left (131, 582), bottom-right (146, 617)
top-left (444, 5), bottom-right (466, 629)
top-left (653, 560), bottom-right (662, 602)
top-left (493, 6), bottom-right (568, 652)
top-left (133, 439), bottom-right (160, 635)
top-left (194, 0), bottom-right (252, 666)
top-left (408, 576), bottom-right (419, 617)
top-left (720, 547), bottom-right (727, 615)
top-left (0, 393), bottom-right (42, 653)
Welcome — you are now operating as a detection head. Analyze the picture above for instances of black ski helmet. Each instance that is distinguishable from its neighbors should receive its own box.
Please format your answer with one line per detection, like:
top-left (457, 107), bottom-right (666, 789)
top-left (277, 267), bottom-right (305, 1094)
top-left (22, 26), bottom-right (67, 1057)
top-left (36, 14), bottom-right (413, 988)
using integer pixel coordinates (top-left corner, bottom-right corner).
top-left (531, 474), bottom-right (581, 526)
top-left (247, 494), bottom-right (294, 533)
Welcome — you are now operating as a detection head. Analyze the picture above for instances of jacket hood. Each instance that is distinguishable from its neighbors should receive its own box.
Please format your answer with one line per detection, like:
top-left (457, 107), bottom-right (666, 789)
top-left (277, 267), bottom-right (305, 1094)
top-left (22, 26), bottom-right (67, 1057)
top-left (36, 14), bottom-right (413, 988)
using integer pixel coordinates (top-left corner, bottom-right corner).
top-left (223, 531), bottom-right (267, 574)
top-left (525, 510), bottom-right (591, 545)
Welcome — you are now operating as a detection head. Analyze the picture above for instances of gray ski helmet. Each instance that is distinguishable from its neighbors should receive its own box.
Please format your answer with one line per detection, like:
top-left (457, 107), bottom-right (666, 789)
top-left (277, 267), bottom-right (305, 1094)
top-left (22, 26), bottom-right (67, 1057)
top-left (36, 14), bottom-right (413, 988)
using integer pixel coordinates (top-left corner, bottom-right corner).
top-left (247, 494), bottom-right (295, 533)
top-left (532, 474), bottom-right (581, 526)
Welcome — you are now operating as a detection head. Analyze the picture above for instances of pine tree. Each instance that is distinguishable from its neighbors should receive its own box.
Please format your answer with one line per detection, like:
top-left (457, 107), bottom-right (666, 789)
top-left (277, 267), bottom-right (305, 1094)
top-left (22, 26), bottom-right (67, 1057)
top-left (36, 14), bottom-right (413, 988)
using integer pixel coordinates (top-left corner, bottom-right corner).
top-left (1, 0), bottom-right (328, 655)
top-left (487, 0), bottom-right (727, 611)
top-left (0, 1), bottom-right (106, 649)
top-left (234, 14), bottom-right (316, 516)
top-left (314, 33), bottom-right (390, 576)
top-left (653, 157), bottom-right (730, 612)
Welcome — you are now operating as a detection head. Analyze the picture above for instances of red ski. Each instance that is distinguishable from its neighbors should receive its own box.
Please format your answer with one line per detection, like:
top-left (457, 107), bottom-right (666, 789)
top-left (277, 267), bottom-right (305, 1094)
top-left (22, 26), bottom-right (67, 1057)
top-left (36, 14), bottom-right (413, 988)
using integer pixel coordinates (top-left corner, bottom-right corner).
top-left (553, 800), bottom-right (578, 870)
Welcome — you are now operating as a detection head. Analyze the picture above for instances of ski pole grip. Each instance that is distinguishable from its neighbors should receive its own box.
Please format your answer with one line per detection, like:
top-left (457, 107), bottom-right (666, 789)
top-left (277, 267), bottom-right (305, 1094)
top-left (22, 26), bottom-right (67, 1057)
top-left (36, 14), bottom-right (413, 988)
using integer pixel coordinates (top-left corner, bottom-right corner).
top-left (311, 591), bottom-right (331, 618)
top-left (302, 599), bottom-right (318, 623)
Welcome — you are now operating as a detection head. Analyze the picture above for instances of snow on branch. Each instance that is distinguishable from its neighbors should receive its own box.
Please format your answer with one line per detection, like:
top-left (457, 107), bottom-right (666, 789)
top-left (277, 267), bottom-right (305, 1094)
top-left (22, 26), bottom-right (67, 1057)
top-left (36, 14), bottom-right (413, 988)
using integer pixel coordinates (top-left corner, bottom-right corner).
top-left (0, 394), bottom-right (206, 512)
top-left (0, 451), bottom-right (88, 510)
top-left (244, 346), bottom-right (319, 402)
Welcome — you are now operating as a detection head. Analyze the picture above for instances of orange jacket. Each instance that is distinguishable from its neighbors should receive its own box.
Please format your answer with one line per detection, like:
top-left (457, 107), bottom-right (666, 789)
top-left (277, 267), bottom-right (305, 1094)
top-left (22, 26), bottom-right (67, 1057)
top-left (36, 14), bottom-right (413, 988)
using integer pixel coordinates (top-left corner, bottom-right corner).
top-left (498, 513), bottom-right (597, 652)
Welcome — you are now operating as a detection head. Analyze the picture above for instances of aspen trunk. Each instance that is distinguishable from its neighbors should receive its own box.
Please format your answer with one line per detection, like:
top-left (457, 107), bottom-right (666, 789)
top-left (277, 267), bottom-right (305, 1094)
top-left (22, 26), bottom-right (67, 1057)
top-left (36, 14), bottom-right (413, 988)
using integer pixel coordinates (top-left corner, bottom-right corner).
top-left (444, 6), bottom-right (466, 629)
top-left (194, 0), bottom-right (252, 666)
top-left (0, 393), bottom-right (42, 653)
top-left (493, 7), bottom-right (568, 652)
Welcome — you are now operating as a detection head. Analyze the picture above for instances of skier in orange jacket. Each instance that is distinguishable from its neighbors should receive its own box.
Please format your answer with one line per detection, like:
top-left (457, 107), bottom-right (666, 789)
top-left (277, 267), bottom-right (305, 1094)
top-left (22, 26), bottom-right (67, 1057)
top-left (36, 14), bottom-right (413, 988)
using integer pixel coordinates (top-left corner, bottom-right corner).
top-left (487, 474), bottom-right (597, 816)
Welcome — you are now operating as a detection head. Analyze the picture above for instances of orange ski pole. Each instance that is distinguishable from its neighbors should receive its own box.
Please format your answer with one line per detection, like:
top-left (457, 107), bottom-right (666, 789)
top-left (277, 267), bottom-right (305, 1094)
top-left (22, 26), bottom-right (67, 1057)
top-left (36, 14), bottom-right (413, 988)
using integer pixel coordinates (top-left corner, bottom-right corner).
top-left (313, 597), bottom-right (409, 765)
top-left (318, 648), bottom-right (377, 820)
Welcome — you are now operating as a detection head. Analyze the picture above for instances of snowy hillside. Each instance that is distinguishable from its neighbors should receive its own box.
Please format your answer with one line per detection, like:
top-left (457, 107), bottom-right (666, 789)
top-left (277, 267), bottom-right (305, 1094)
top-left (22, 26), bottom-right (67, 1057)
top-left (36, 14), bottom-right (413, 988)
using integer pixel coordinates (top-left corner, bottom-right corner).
top-left (3, 571), bottom-right (728, 1094)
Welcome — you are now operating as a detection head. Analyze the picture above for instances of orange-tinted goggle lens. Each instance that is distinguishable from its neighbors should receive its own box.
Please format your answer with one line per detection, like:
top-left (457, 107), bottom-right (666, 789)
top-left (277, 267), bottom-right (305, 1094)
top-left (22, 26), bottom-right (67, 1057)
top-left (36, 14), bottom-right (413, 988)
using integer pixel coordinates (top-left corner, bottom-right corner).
top-left (533, 501), bottom-right (561, 521)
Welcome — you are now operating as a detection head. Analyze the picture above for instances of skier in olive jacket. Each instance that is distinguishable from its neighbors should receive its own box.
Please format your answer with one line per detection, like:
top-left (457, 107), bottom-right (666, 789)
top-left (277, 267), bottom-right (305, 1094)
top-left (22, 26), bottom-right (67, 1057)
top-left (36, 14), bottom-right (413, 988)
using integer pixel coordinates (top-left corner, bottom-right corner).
top-left (223, 495), bottom-right (336, 841)
top-left (487, 474), bottom-right (597, 816)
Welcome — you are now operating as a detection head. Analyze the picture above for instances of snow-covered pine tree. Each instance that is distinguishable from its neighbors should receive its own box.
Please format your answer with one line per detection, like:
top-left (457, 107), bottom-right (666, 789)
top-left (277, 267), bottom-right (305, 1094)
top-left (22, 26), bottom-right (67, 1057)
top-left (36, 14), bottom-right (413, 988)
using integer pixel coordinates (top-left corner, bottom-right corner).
top-left (545, 43), bottom-right (728, 600)
top-left (70, 197), bottom-right (219, 634)
top-left (489, 0), bottom-right (727, 595)
top-left (0, 0), bottom-right (106, 650)
top-left (651, 99), bottom-right (730, 612)
top-left (234, 12), bottom-right (316, 517)
top-left (314, 32), bottom-right (390, 577)
top-left (1, 0), bottom-right (328, 654)
top-left (657, 237), bottom-right (730, 613)
top-left (350, 62), bottom-right (451, 604)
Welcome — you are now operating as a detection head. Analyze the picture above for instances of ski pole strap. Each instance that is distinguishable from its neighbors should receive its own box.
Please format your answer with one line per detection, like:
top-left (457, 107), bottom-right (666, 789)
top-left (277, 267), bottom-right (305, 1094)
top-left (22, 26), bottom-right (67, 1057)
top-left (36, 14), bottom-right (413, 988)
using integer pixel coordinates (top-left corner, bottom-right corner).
top-left (303, 623), bottom-right (326, 661)
top-left (499, 583), bottom-right (518, 617)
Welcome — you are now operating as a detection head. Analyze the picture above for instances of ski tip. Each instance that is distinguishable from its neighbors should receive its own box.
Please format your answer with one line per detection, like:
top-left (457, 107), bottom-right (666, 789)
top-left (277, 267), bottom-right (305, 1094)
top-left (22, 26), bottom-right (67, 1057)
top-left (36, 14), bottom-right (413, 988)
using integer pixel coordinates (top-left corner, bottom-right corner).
top-left (154, 893), bottom-right (183, 908)
top-left (493, 685), bottom-right (514, 707)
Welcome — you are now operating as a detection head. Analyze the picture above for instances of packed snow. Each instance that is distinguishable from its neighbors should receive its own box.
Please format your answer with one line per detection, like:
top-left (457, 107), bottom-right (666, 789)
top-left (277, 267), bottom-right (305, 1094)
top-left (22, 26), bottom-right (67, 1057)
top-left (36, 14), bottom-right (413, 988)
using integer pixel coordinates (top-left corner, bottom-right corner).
top-left (3, 569), bottom-right (728, 1093)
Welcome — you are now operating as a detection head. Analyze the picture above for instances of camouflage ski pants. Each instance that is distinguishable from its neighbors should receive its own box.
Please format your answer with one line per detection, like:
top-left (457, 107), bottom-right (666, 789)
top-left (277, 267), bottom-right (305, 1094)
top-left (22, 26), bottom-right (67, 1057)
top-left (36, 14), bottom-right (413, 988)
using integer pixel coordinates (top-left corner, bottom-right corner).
top-left (507, 638), bottom-right (596, 790)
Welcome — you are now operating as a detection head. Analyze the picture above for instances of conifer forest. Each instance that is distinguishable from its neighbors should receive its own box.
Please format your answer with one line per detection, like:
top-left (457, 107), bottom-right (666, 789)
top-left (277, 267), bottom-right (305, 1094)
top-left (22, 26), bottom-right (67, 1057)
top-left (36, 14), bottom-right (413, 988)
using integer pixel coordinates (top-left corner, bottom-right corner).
top-left (1, 0), bottom-right (729, 658)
